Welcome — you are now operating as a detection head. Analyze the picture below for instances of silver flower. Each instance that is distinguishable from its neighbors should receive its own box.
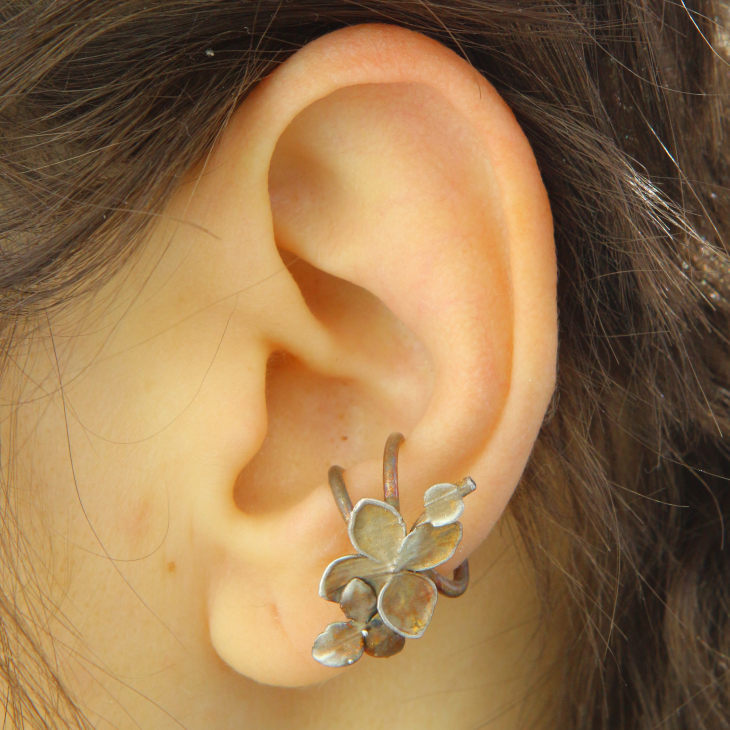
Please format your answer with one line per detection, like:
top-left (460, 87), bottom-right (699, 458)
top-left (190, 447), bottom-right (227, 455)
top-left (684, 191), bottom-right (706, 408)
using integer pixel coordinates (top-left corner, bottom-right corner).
top-left (311, 578), bottom-right (406, 667)
top-left (318, 490), bottom-right (467, 639)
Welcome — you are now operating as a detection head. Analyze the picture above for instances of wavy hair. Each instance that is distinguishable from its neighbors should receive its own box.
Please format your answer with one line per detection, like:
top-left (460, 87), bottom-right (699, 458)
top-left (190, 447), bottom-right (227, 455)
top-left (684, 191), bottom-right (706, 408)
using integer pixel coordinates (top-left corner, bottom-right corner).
top-left (1, 1), bottom-right (729, 727)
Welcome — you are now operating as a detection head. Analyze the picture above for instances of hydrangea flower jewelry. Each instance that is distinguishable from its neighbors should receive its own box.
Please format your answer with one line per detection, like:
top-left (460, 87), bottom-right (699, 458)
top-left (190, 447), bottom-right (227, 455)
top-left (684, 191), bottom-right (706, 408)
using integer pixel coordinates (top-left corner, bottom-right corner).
top-left (312, 432), bottom-right (476, 668)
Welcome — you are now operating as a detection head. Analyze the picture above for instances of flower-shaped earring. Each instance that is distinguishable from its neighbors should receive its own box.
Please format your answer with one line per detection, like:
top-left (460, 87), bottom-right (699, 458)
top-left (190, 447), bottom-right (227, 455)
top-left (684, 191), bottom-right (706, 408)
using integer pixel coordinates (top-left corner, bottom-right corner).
top-left (312, 433), bottom-right (476, 667)
top-left (312, 578), bottom-right (406, 667)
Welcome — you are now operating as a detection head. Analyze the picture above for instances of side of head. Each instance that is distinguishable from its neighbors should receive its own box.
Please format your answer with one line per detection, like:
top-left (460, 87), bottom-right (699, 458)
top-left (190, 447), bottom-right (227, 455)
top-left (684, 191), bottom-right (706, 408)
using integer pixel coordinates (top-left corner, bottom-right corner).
top-left (0, 3), bottom-right (728, 729)
top-left (3, 23), bottom-right (557, 687)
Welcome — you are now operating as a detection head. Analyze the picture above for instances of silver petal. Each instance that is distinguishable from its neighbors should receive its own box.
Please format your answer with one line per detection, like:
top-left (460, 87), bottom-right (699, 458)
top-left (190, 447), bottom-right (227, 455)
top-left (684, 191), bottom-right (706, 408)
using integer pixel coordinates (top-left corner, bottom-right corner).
top-left (362, 570), bottom-right (393, 598)
top-left (363, 615), bottom-right (406, 658)
top-left (395, 521), bottom-right (462, 572)
top-left (422, 483), bottom-right (460, 526)
top-left (348, 498), bottom-right (406, 565)
top-left (311, 621), bottom-right (364, 667)
top-left (377, 571), bottom-right (438, 639)
top-left (422, 478), bottom-right (476, 527)
top-left (319, 554), bottom-right (383, 602)
top-left (340, 578), bottom-right (377, 624)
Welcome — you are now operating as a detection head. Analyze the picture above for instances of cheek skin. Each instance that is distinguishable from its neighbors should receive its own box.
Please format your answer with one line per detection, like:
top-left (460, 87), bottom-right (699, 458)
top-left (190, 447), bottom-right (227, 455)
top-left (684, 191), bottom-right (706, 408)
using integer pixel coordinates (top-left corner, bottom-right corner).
top-left (0, 217), bottom-right (277, 694)
top-left (121, 493), bottom-right (160, 549)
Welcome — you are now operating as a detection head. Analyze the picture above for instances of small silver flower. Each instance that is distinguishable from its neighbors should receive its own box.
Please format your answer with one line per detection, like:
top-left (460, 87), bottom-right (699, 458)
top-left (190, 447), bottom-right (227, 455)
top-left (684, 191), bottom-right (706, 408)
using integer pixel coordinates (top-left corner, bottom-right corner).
top-left (311, 578), bottom-right (405, 667)
top-left (318, 490), bottom-right (466, 639)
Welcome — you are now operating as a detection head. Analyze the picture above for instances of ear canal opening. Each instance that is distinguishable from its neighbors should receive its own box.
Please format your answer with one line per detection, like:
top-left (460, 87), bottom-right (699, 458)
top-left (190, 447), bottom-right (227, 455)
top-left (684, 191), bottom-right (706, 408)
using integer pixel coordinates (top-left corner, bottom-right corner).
top-left (232, 349), bottom-right (378, 515)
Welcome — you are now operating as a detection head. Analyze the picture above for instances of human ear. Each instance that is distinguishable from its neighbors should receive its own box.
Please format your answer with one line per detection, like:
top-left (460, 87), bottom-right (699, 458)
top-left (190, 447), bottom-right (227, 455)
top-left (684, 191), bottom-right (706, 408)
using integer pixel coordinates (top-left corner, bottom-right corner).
top-left (168, 24), bottom-right (556, 687)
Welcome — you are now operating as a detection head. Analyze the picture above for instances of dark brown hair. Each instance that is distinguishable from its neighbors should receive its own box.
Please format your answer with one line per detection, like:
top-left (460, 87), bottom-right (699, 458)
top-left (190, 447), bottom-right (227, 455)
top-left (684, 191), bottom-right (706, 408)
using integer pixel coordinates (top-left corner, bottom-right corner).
top-left (1, 1), bottom-right (729, 727)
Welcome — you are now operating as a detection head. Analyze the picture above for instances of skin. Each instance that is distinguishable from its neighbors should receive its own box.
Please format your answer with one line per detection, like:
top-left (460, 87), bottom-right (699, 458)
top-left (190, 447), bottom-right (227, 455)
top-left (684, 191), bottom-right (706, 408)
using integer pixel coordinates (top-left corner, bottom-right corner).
top-left (1, 25), bottom-right (559, 730)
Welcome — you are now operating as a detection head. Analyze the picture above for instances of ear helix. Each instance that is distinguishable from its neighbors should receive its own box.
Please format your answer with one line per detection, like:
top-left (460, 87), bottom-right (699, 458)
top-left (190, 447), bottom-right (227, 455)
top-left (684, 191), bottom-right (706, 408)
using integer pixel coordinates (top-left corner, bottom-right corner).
top-left (312, 432), bottom-right (476, 668)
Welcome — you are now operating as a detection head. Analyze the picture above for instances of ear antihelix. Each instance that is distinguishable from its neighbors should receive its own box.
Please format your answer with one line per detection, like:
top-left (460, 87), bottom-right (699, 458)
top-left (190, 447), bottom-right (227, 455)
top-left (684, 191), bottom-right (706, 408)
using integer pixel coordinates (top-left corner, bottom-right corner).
top-left (312, 432), bottom-right (475, 667)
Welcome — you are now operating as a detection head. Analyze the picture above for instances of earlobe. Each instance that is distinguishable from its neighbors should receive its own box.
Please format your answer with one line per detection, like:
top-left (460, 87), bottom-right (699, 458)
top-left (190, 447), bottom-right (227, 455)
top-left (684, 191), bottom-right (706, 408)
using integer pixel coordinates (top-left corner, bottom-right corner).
top-left (182, 24), bottom-right (557, 687)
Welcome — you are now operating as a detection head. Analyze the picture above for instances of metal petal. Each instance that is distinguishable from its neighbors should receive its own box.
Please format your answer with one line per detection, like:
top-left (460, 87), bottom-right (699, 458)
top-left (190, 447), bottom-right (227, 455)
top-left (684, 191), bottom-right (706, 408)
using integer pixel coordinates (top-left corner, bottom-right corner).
top-left (311, 621), bottom-right (364, 667)
top-left (319, 554), bottom-right (383, 602)
top-left (361, 570), bottom-right (393, 597)
top-left (363, 615), bottom-right (406, 658)
top-left (395, 521), bottom-right (462, 571)
top-left (422, 482), bottom-right (464, 526)
top-left (377, 571), bottom-right (438, 639)
top-left (340, 578), bottom-right (377, 624)
top-left (422, 482), bottom-right (463, 526)
top-left (348, 498), bottom-right (406, 565)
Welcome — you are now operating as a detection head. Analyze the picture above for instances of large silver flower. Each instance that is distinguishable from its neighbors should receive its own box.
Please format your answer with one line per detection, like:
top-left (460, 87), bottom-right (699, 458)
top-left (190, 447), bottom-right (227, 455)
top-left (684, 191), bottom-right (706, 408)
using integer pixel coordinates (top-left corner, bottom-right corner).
top-left (318, 490), bottom-right (465, 639)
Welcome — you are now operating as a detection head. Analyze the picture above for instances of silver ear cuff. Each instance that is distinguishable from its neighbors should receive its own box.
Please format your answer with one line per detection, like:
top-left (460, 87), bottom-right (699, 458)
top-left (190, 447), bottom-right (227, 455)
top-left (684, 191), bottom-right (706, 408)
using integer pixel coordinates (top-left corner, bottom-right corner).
top-left (312, 432), bottom-right (476, 667)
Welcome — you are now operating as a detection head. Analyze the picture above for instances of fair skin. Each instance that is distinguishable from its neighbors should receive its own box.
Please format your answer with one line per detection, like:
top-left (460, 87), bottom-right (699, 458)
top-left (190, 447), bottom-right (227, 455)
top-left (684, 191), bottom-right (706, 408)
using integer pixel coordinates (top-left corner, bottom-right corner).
top-left (2, 24), bottom-right (558, 729)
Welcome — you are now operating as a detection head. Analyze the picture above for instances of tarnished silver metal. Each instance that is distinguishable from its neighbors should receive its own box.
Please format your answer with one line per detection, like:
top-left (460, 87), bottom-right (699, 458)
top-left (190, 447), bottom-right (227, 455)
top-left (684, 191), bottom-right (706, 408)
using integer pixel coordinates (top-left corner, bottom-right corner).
top-left (312, 577), bottom-right (405, 666)
top-left (395, 521), bottom-right (462, 572)
top-left (312, 620), bottom-right (364, 667)
top-left (349, 499), bottom-right (406, 564)
top-left (378, 570), bottom-right (438, 638)
top-left (328, 465), bottom-right (353, 521)
top-left (423, 560), bottom-right (470, 598)
top-left (340, 576), bottom-right (377, 622)
top-left (312, 432), bottom-right (476, 667)
top-left (422, 477), bottom-right (476, 527)
top-left (318, 554), bottom-right (389, 602)
top-left (383, 432), bottom-right (404, 510)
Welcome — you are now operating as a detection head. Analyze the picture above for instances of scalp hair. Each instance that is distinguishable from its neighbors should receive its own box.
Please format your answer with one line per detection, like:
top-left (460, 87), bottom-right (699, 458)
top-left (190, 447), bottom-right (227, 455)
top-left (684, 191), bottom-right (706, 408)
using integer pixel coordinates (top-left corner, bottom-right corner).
top-left (1, 1), bottom-right (729, 728)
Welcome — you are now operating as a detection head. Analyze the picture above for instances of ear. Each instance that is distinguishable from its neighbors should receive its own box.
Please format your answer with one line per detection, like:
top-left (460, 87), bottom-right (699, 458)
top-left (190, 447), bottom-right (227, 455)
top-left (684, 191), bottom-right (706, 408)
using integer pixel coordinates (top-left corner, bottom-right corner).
top-left (172, 24), bottom-right (556, 687)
